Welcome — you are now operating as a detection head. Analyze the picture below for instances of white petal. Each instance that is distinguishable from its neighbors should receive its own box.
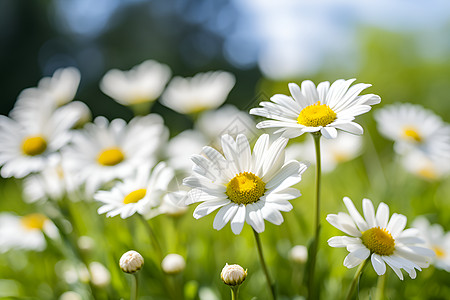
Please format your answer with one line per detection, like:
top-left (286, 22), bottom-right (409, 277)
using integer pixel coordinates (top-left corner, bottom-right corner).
top-left (350, 247), bottom-right (371, 260)
top-left (333, 122), bottom-right (364, 135)
top-left (213, 204), bottom-right (238, 231)
top-left (371, 253), bottom-right (386, 275)
top-left (261, 205), bottom-right (284, 225)
top-left (343, 197), bottom-right (369, 231)
top-left (362, 198), bottom-right (376, 228)
top-left (381, 256), bottom-right (404, 280)
top-left (321, 127), bottom-right (337, 139)
top-left (328, 236), bottom-right (362, 248)
top-left (326, 213), bottom-right (361, 237)
top-left (193, 199), bottom-right (230, 219)
top-left (387, 213), bottom-right (407, 237)
top-left (230, 204), bottom-right (246, 235)
top-left (343, 253), bottom-right (365, 269)
top-left (246, 202), bottom-right (265, 233)
top-left (375, 202), bottom-right (389, 228)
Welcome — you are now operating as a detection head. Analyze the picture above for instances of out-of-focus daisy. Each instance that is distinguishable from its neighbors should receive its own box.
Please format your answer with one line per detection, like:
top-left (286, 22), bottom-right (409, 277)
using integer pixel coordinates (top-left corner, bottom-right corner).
top-left (327, 197), bottom-right (434, 280)
top-left (195, 104), bottom-right (257, 146)
top-left (160, 71), bottom-right (235, 115)
top-left (286, 131), bottom-right (363, 173)
top-left (374, 103), bottom-right (450, 156)
top-left (147, 190), bottom-right (189, 219)
top-left (95, 162), bottom-right (174, 219)
top-left (22, 155), bottom-right (83, 203)
top-left (0, 213), bottom-right (58, 253)
top-left (100, 60), bottom-right (171, 106)
top-left (250, 79), bottom-right (380, 139)
top-left (63, 115), bottom-right (168, 195)
top-left (0, 99), bottom-right (83, 178)
top-left (17, 67), bottom-right (81, 107)
top-left (184, 133), bottom-right (308, 235)
top-left (400, 149), bottom-right (450, 180)
top-left (166, 130), bottom-right (207, 173)
top-left (413, 217), bottom-right (450, 272)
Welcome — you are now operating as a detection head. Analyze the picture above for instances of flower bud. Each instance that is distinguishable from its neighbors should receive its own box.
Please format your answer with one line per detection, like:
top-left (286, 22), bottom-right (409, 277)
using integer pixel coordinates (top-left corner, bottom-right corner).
top-left (119, 250), bottom-right (144, 274)
top-left (161, 253), bottom-right (186, 275)
top-left (288, 245), bottom-right (308, 264)
top-left (220, 263), bottom-right (247, 286)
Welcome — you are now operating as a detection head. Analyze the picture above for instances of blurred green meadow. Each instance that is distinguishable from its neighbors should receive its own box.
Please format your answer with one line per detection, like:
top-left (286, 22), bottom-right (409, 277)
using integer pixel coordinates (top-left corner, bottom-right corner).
top-left (1, 1), bottom-right (450, 300)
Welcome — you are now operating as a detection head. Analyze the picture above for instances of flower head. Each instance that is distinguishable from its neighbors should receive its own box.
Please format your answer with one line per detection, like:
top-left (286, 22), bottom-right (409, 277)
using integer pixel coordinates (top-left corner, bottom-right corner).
top-left (119, 250), bottom-right (144, 274)
top-left (184, 133), bottom-right (308, 234)
top-left (327, 197), bottom-right (434, 280)
top-left (221, 264), bottom-right (247, 286)
top-left (161, 253), bottom-right (186, 275)
top-left (160, 71), bottom-right (235, 115)
top-left (289, 245), bottom-right (308, 264)
top-left (100, 60), bottom-right (171, 106)
top-left (250, 79), bottom-right (380, 139)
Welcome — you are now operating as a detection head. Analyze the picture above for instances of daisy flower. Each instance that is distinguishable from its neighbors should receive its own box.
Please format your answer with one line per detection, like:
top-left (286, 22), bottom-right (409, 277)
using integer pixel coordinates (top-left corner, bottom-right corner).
top-left (0, 98), bottom-right (84, 178)
top-left (100, 60), bottom-right (171, 106)
top-left (286, 131), bottom-right (363, 173)
top-left (183, 133), bottom-right (308, 235)
top-left (0, 212), bottom-right (58, 253)
top-left (412, 217), bottom-right (450, 272)
top-left (327, 197), bottom-right (434, 280)
top-left (17, 67), bottom-right (81, 107)
top-left (94, 162), bottom-right (174, 219)
top-left (160, 71), bottom-right (235, 115)
top-left (62, 114), bottom-right (168, 195)
top-left (400, 149), bottom-right (450, 180)
top-left (374, 103), bottom-right (450, 156)
top-left (250, 79), bottom-right (381, 139)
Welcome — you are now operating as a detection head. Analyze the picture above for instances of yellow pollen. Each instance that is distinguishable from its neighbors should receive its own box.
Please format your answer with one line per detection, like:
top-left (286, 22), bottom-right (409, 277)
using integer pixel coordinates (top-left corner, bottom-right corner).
top-left (297, 101), bottom-right (337, 127)
top-left (21, 213), bottom-right (47, 231)
top-left (97, 147), bottom-right (125, 166)
top-left (402, 127), bottom-right (422, 143)
top-left (361, 227), bottom-right (395, 256)
top-left (22, 136), bottom-right (47, 156)
top-left (123, 189), bottom-right (147, 204)
top-left (432, 246), bottom-right (445, 258)
top-left (226, 172), bottom-right (266, 205)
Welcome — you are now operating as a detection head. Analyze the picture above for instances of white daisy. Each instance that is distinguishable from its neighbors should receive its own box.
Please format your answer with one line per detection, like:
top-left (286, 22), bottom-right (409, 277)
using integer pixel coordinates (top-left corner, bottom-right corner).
top-left (95, 162), bottom-right (174, 219)
top-left (62, 114), bottom-right (168, 195)
top-left (400, 149), bottom-right (450, 180)
top-left (374, 103), bottom-right (450, 157)
top-left (17, 67), bottom-right (81, 107)
top-left (327, 197), bottom-right (434, 280)
top-left (286, 131), bottom-right (363, 173)
top-left (195, 104), bottom-right (257, 147)
top-left (183, 133), bottom-right (308, 235)
top-left (0, 212), bottom-right (58, 253)
top-left (0, 99), bottom-right (83, 178)
top-left (250, 79), bottom-right (381, 139)
top-left (412, 217), bottom-right (450, 272)
top-left (160, 71), bottom-right (235, 115)
top-left (100, 60), bottom-right (171, 106)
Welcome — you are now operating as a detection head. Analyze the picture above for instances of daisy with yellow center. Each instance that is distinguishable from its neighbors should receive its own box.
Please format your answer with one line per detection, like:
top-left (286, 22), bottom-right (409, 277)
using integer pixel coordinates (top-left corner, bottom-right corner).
top-left (95, 162), bottom-right (175, 219)
top-left (250, 79), bottom-right (380, 139)
top-left (412, 217), bottom-right (450, 272)
top-left (62, 115), bottom-right (168, 195)
top-left (183, 133), bottom-right (308, 235)
top-left (327, 197), bottom-right (434, 280)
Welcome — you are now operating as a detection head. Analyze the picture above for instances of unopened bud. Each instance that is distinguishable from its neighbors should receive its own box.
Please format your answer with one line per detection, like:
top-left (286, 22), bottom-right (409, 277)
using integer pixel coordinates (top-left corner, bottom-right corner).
top-left (220, 263), bottom-right (247, 286)
top-left (161, 253), bottom-right (186, 274)
top-left (119, 250), bottom-right (144, 274)
top-left (288, 245), bottom-right (308, 264)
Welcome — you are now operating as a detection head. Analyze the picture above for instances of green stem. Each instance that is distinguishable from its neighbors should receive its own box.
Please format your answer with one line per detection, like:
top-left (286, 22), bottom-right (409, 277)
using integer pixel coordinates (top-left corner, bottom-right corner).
top-left (375, 273), bottom-right (386, 300)
top-left (346, 258), bottom-right (368, 300)
top-left (138, 214), bottom-right (164, 262)
top-left (253, 229), bottom-right (276, 300)
top-left (131, 273), bottom-right (139, 300)
top-left (231, 286), bottom-right (239, 300)
top-left (307, 133), bottom-right (322, 300)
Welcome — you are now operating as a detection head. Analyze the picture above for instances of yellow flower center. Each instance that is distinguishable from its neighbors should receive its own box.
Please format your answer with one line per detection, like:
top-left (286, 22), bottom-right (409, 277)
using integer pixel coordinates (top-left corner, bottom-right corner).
top-left (402, 127), bottom-right (422, 143)
top-left (432, 246), bottom-right (445, 258)
top-left (123, 189), bottom-right (147, 204)
top-left (21, 213), bottom-right (47, 231)
top-left (226, 172), bottom-right (266, 205)
top-left (21, 136), bottom-right (47, 156)
top-left (97, 147), bottom-right (125, 166)
top-left (297, 101), bottom-right (337, 127)
top-left (361, 227), bottom-right (395, 256)
top-left (417, 167), bottom-right (437, 180)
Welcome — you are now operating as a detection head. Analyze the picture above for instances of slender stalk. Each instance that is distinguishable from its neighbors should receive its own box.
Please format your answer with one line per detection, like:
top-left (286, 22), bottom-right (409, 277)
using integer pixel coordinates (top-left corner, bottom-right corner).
top-left (346, 258), bottom-right (368, 300)
top-left (307, 133), bottom-right (322, 300)
top-left (131, 273), bottom-right (139, 300)
top-left (231, 286), bottom-right (239, 300)
top-left (253, 229), bottom-right (276, 300)
top-left (375, 273), bottom-right (386, 300)
top-left (138, 214), bottom-right (164, 262)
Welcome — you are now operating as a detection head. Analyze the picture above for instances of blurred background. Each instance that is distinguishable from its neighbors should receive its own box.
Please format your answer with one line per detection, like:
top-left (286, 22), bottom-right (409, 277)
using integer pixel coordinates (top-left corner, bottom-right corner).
top-left (1, 0), bottom-right (450, 299)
